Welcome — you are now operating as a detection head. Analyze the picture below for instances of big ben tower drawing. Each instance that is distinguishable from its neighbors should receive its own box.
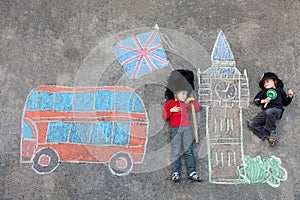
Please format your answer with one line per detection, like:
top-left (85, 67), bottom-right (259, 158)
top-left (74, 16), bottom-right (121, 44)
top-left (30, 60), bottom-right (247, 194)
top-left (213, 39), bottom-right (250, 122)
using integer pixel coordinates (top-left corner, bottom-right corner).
top-left (198, 31), bottom-right (249, 184)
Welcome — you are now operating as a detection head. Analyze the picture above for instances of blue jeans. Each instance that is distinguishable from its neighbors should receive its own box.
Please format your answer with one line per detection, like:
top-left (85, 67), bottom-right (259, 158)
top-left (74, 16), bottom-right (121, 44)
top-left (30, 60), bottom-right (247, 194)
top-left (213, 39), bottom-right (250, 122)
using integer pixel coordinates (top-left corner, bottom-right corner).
top-left (248, 107), bottom-right (283, 140)
top-left (170, 126), bottom-right (196, 175)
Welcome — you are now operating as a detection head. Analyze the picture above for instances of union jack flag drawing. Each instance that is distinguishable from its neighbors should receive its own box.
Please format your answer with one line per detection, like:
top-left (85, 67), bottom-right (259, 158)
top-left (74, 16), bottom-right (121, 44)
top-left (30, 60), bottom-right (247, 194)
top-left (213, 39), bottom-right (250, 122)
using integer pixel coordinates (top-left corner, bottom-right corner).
top-left (112, 31), bottom-right (169, 80)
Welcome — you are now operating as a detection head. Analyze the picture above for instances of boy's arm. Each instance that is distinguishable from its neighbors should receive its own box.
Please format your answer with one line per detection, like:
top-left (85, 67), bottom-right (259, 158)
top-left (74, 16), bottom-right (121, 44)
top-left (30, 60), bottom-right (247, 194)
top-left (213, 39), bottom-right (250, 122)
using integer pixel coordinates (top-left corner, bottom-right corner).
top-left (281, 89), bottom-right (293, 106)
top-left (187, 98), bottom-right (200, 112)
top-left (162, 101), bottom-right (171, 120)
top-left (192, 99), bottom-right (200, 112)
top-left (254, 90), bottom-right (265, 106)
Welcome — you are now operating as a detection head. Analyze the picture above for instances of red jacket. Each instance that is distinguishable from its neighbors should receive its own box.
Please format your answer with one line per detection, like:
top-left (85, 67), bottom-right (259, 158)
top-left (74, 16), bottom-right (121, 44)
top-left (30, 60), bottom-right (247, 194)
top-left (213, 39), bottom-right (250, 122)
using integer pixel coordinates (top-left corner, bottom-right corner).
top-left (162, 99), bottom-right (200, 127)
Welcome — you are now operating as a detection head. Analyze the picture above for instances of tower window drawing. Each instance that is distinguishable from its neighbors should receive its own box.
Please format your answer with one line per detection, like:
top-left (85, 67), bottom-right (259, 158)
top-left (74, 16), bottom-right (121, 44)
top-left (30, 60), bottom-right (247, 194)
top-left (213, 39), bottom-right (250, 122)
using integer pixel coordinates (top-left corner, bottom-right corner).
top-left (198, 31), bottom-right (249, 184)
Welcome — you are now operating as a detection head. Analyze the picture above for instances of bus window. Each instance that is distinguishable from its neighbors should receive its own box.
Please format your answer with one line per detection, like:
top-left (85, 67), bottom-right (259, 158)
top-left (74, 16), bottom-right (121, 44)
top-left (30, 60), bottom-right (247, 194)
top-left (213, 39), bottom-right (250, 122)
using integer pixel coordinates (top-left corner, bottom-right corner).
top-left (74, 92), bottom-right (94, 112)
top-left (47, 122), bottom-right (70, 143)
top-left (26, 90), bottom-right (36, 110)
top-left (114, 91), bottom-right (133, 113)
top-left (69, 123), bottom-right (90, 143)
top-left (22, 122), bottom-right (33, 139)
top-left (37, 92), bottom-right (54, 110)
top-left (133, 95), bottom-right (145, 113)
top-left (90, 122), bottom-right (112, 144)
top-left (95, 90), bottom-right (113, 111)
top-left (54, 92), bottom-right (73, 111)
top-left (113, 122), bottom-right (130, 145)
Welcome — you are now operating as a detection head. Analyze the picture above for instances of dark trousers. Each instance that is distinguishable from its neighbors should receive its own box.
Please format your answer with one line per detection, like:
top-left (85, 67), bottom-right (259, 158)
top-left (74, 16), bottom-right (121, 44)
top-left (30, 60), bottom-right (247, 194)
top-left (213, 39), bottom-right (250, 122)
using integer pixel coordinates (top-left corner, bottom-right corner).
top-left (248, 108), bottom-right (283, 140)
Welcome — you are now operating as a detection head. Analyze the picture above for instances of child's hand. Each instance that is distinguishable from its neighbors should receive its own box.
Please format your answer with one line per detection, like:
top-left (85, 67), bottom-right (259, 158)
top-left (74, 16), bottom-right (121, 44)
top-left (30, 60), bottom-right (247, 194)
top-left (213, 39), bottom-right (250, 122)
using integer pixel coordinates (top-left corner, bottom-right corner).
top-left (261, 97), bottom-right (271, 104)
top-left (288, 89), bottom-right (294, 98)
top-left (185, 97), bottom-right (195, 104)
top-left (170, 106), bottom-right (181, 112)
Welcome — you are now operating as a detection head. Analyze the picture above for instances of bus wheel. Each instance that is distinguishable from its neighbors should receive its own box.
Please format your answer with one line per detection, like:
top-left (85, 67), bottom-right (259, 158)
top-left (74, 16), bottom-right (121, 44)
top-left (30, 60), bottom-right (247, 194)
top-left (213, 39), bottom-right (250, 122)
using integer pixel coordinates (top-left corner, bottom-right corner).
top-left (109, 152), bottom-right (133, 176)
top-left (32, 148), bottom-right (59, 174)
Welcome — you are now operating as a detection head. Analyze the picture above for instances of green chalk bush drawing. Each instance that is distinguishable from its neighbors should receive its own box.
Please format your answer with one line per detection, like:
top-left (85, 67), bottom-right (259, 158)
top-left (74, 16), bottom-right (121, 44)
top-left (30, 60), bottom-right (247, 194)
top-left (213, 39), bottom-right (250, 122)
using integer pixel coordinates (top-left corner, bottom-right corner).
top-left (237, 155), bottom-right (287, 188)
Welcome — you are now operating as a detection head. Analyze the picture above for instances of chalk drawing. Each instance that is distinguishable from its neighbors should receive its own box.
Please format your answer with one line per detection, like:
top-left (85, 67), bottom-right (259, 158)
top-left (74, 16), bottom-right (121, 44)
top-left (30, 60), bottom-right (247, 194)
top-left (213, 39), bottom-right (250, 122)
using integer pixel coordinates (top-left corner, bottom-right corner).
top-left (198, 31), bottom-right (289, 187)
top-left (20, 86), bottom-right (149, 176)
top-left (198, 31), bottom-right (250, 184)
top-left (112, 30), bottom-right (169, 80)
top-left (237, 155), bottom-right (288, 188)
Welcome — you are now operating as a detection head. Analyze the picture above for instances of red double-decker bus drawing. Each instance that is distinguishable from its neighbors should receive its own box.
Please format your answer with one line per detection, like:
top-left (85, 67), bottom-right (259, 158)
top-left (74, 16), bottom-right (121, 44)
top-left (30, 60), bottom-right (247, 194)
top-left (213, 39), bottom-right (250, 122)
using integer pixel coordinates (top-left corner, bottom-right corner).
top-left (21, 86), bottom-right (148, 176)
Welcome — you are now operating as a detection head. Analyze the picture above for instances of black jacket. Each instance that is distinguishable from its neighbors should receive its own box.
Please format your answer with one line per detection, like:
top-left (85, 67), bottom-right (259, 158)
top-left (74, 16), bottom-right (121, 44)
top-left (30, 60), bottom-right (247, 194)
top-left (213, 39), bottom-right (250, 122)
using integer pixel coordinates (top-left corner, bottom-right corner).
top-left (254, 88), bottom-right (293, 110)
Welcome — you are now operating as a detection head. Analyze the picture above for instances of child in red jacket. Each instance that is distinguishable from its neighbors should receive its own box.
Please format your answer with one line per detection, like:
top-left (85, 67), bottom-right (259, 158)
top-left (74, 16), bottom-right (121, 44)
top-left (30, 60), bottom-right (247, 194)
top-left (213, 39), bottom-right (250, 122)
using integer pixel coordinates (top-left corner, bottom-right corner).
top-left (162, 70), bottom-right (202, 182)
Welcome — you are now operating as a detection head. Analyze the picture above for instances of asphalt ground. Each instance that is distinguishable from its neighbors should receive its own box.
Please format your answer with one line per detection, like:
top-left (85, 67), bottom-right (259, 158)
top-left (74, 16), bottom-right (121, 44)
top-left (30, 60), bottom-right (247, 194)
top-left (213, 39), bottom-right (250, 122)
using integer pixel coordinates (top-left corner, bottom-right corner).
top-left (1, 0), bottom-right (299, 199)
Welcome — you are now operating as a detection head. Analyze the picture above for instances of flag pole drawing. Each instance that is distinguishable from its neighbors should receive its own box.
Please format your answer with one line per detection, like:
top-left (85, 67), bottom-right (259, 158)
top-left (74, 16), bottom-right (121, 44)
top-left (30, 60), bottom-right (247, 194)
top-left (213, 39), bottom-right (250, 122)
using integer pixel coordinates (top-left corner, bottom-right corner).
top-left (112, 30), bottom-right (169, 80)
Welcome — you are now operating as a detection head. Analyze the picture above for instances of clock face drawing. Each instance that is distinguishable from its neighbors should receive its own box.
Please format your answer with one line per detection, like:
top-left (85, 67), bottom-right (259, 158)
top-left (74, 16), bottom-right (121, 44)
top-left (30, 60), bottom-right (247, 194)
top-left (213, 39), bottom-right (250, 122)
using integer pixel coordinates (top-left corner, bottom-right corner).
top-left (215, 81), bottom-right (237, 99)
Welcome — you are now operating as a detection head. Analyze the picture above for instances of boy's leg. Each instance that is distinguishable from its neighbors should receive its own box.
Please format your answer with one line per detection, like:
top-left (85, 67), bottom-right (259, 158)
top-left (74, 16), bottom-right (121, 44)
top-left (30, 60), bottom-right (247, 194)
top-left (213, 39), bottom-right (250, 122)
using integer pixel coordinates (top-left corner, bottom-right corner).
top-left (265, 108), bottom-right (282, 133)
top-left (182, 127), bottom-right (196, 175)
top-left (248, 111), bottom-right (269, 140)
top-left (268, 130), bottom-right (278, 147)
top-left (170, 128), bottom-right (182, 175)
top-left (265, 108), bottom-right (283, 146)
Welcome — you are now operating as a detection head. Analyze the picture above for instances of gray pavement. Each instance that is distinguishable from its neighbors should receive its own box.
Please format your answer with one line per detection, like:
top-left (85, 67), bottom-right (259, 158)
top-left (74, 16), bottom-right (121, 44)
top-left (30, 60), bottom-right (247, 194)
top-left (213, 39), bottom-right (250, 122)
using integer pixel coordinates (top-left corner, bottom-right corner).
top-left (1, 0), bottom-right (300, 199)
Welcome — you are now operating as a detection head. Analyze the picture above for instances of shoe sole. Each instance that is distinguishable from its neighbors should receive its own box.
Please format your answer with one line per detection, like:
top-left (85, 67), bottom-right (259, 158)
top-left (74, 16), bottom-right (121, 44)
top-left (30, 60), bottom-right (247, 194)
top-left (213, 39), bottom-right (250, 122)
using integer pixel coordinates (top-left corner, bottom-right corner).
top-left (188, 177), bottom-right (202, 182)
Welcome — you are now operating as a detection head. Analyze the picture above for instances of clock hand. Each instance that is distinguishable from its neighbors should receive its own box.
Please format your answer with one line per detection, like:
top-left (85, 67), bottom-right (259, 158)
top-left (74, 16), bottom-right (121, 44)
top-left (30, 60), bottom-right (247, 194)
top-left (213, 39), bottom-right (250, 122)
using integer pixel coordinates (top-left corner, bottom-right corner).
top-left (225, 83), bottom-right (230, 92)
top-left (219, 83), bottom-right (230, 92)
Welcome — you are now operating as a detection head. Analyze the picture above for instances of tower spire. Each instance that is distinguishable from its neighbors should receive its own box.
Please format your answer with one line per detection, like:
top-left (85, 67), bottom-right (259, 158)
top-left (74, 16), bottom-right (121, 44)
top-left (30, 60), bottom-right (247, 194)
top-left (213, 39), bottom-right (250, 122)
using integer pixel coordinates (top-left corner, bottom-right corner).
top-left (204, 31), bottom-right (238, 74)
top-left (212, 30), bottom-right (234, 61)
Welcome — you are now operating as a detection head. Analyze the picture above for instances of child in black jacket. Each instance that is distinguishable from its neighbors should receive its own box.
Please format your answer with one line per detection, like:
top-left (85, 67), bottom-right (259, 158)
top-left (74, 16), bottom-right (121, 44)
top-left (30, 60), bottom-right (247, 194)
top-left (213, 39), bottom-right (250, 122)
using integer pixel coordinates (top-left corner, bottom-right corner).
top-left (248, 72), bottom-right (294, 147)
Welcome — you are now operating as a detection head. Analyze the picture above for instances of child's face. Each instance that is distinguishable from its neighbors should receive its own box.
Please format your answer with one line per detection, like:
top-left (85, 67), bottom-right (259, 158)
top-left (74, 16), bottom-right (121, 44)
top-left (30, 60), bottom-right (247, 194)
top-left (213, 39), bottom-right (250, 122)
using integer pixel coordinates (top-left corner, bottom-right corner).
top-left (175, 91), bottom-right (188, 102)
top-left (264, 78), bottom-right (276, 89)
